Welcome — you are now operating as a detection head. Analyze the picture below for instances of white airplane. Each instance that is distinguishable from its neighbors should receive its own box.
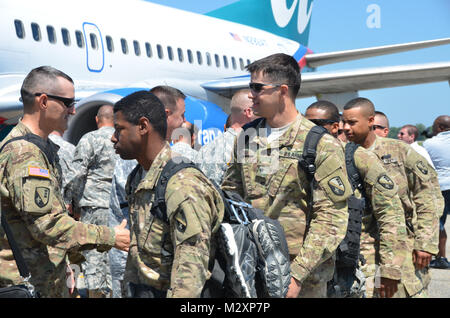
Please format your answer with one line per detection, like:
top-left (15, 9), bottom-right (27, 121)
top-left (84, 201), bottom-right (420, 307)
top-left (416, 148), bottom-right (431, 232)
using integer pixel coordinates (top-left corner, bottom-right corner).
top-left (0, 0), bottom-right (449, 145)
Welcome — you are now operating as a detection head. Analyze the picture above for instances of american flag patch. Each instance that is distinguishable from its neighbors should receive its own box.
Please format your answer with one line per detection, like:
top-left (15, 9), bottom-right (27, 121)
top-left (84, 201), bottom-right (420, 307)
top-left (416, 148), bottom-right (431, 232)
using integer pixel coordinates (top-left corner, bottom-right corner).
top-left (28, 167), bottom-right (50, 178)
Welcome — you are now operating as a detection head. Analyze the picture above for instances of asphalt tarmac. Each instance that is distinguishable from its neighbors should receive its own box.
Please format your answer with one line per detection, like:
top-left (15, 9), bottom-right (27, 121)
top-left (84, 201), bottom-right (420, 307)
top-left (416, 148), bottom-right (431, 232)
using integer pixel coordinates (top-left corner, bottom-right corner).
top-left (429, 215), bottom-right (450, 298)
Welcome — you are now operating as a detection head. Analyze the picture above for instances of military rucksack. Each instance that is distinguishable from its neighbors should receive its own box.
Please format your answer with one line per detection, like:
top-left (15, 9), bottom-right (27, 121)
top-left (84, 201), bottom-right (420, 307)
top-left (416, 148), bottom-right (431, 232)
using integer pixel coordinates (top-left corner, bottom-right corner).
top-left (145, 158), bottom-right (291, 298)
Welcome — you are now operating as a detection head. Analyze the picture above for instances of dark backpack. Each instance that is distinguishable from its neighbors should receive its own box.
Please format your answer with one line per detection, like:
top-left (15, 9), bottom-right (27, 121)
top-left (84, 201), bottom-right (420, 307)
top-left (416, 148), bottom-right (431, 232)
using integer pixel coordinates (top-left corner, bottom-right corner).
top-left (145, 158), bottom-right (291, 298)
top-left (296, 129), bottom-right (366, 297)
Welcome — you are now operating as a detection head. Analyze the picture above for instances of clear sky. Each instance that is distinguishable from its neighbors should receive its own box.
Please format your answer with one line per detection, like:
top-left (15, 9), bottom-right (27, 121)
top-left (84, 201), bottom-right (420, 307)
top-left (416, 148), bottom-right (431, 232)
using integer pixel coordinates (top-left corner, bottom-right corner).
top-left (146, 0), bottom-right (449, 128)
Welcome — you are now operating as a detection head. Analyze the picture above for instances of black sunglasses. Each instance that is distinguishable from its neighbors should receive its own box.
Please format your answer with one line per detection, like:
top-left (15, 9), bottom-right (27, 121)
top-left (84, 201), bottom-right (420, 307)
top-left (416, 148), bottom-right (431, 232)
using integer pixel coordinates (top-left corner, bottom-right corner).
top-left (249, 82), bottom-right (283, 93)
top-left (309, 118), bottom-right (338, 126)
top-left (372, 124), bottom-right (386, 130)
top-left (35, 92), bottom-right (75, 108)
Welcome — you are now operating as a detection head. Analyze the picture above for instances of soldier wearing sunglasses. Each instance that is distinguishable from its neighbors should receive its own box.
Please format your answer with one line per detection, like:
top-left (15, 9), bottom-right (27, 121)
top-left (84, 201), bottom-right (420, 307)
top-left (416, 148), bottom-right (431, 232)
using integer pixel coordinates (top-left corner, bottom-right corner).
top-left (222, 54), bottom-right (352, 298)
top-left (0, 66), bottom-right (130, 297)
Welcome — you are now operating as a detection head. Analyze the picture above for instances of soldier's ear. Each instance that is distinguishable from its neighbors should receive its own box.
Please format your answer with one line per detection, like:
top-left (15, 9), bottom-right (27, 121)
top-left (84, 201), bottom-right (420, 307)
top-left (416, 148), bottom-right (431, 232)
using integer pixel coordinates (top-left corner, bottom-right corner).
top-left (138, 117), bottom-right (150, 135)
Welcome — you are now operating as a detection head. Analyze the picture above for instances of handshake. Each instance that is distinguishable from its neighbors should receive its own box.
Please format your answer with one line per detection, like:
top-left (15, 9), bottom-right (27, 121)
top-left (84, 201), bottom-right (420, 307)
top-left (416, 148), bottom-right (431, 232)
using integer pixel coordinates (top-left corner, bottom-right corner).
top-left (113, 219), bottom-right (131, 252)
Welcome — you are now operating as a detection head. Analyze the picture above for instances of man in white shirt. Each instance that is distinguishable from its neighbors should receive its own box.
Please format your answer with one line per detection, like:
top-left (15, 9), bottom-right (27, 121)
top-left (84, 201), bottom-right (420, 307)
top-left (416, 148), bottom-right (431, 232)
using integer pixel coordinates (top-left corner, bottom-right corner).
top-left (398, 124), bottom-right (434, 168)
top-left (424, 115), bottom-right (450, 269)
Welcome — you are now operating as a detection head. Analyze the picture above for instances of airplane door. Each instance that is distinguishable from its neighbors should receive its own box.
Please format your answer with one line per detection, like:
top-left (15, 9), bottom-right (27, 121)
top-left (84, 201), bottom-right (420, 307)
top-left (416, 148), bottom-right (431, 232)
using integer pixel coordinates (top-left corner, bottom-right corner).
top-left (82, 22), bottom-right (104, 72)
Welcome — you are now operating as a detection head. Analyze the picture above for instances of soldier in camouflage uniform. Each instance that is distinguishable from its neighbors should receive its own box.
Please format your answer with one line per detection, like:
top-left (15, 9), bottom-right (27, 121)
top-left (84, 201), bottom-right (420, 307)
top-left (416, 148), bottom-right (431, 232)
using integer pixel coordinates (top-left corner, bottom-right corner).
top-left (196, 89), bottom-right (257, 186)
top-left (305, 101), bottom-right (409, 298)
top-left (0, 66), bottom-right (130, 298)
top-left (108, 158), bottom-right (136, 298)
top-left (342, 97), bottom-right (444, 298)
top-left (111, 90), bottom-right (224, 298)
top-left (221, 54), bottom-right (352, 298)
top-left (48, 129), bottom-right (75, 205)
top-left (64, 105), bottom-right (120, 297)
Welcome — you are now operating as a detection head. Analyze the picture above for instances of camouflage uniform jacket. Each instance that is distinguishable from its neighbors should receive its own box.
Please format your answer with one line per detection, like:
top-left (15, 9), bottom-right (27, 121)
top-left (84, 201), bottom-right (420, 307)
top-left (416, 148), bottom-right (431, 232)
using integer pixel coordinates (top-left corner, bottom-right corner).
top-left (48, 134), bottom-right (75, 203)
top-left (368, 135), bottom-right (442, 255)
top-left (64, 126), bottom-right (119, 209)
top-left (196, 128), bottom-right (238, 186)
top-left (0, 121), bottom-right (116, 297)
top-left (123, 143), bottom-right (224, 297)
top-left (349, 143), bottom-right (408, 281)
top-left (221, 115), bottom-right (352, 284)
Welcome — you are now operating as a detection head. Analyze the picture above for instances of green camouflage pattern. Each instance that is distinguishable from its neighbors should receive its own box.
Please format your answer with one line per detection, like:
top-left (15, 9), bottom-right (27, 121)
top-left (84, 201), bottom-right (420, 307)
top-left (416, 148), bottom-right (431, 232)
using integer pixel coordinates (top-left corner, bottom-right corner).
top-left (0, 121), bottom-right (116, 297)
top-left (347, 144), bottom-right (408, 297)
top-left (367, 135), bottom-right (443, 297)
top-left (221, 114), bottom-right (351, 292)
top-left (123, 143), bottom-right (224, 298)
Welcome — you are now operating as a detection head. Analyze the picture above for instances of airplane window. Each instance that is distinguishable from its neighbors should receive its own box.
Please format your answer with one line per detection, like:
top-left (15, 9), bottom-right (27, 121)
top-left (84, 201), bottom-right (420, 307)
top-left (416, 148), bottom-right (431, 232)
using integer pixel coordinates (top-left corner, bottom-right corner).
top-left (177, 48), bottom-right (184, 62)
top-left (239, 58), bottom-right (244, 70)
top-left (121, 38), bottom-right (128, 54)
top-left (134, 40), bottom-right (141, 56)
top-left (231, 57), bottom-right (237, 70)
top-left (31, 23), bottom-right (41, 42)
top-left (206, 52), bottom-right (211, 66)
top-left (106, 36), bottom-right (114, 52)
top-left (47, 26), bottom-right (56, 44)
top-left (197, 51), bottom-right (203, 65)
top-left (223, 56), bottom-right (229, 69)
top-left (145, 43), bottom-right (152, 58)
top-left (14, 20), bottom-right (25, 39)
top-left (61, 28), bottom-right (70, 46)
top-left (157, 44), bottom-right (163, 59)
top-left (75, 30), bottom-right (84, 48)
top-left (167, 46), bottom-right (173, 61)
top-left (214, 54), bottom-right (220, 67)
top-left (187, 49), bottom-right (193, 64)
top-left (90, 33), bottom-right (98, 50)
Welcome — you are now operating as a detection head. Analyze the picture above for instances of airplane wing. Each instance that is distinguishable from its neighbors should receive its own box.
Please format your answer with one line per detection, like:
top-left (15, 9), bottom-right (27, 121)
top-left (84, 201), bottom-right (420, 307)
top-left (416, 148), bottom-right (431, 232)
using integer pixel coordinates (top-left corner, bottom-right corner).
top-left (201, 61), bottom-right (450, 99)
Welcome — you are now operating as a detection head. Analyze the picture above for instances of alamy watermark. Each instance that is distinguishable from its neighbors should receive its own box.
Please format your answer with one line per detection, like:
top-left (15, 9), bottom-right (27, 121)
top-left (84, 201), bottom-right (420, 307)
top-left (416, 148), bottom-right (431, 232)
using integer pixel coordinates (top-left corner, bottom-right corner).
top-left (366, 4), bottom-right (381, 29)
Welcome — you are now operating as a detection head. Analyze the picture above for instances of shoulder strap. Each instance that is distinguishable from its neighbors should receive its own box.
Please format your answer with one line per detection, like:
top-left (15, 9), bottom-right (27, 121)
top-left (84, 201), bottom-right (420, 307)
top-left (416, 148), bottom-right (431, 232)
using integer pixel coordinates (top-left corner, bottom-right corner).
top-left (242, 117), bottom-right (265, 131)
top-left (151, 158), bottom-right (202, 224)
top-left (0, 134), bottom-right (56, 166)
top-left (298, 125), bottom-right (329, 182)
top-left (344, 142), bottom-right (363, 192)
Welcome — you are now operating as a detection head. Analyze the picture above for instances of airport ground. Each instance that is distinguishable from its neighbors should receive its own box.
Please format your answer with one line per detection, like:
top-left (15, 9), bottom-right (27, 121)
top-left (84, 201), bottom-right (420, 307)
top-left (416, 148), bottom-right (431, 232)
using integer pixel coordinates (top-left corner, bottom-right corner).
top-left (429, 214), bottom-right (450, 298)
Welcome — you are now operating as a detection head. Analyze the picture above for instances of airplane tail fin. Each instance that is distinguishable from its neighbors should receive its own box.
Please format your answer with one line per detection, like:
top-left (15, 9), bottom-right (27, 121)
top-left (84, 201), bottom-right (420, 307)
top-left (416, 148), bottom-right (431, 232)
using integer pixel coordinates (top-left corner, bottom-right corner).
top-left (205, 0), bottom-right (313, 46)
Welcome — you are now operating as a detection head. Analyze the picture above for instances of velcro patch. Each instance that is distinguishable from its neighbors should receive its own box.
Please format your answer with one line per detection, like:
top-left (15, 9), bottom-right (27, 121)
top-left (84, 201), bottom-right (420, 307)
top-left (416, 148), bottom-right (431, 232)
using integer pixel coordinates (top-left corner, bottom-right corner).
top-left (28, 166), bottom-right (50, 179)
top-left (328, 176), bottom-right (345, 196)
top-left (35, 187), bottom-right (50, 208)
top-left (416, 161), bottom-right (428, 175)
top-left (377, 175), bottom-right (394, 190)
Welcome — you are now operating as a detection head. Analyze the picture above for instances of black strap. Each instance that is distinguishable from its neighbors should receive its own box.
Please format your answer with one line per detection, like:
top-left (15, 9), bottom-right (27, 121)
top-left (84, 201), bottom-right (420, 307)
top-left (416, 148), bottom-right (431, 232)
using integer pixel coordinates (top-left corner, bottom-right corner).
top-left (298, 126), bottom-right (329, 182)
top-left (151, 158), bottom-right (202, 224)
top-left (344, 142), bottom-right (363, 192)
top-left (0, 135), bottom-right (51, 279)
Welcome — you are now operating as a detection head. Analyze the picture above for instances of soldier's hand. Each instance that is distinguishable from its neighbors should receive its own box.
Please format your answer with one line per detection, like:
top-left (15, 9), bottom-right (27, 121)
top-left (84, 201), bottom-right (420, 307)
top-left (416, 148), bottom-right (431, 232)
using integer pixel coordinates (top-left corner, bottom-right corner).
top-left (412, 250), bottom-right (432, 270)
top-left (286, 277), bottom-right (301, 298)
top-left (376, 277), bottom-right (399, 298)
top-left (114, 219), bottom-right (130, 252)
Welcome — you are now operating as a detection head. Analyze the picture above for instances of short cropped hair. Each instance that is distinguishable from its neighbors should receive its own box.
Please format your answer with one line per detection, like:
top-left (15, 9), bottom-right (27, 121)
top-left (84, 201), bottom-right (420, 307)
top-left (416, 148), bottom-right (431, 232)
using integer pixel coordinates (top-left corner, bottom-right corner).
top-left (20, 66), bottom-right (74, 110)
top-left (149, 85), bottom-right (186, 111)
top-left (375, 110), bottom-right (390, 128)
top-left (246, 53), bottom-right (301, 100)
top-left (114, 90), bottom-right (167, 139)
top-left (401, 124), bottom-right (419, 140)
top-left (343, 97), bottom-right (375, 117)
top-left (306, 100), bottom-right (340, 122)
